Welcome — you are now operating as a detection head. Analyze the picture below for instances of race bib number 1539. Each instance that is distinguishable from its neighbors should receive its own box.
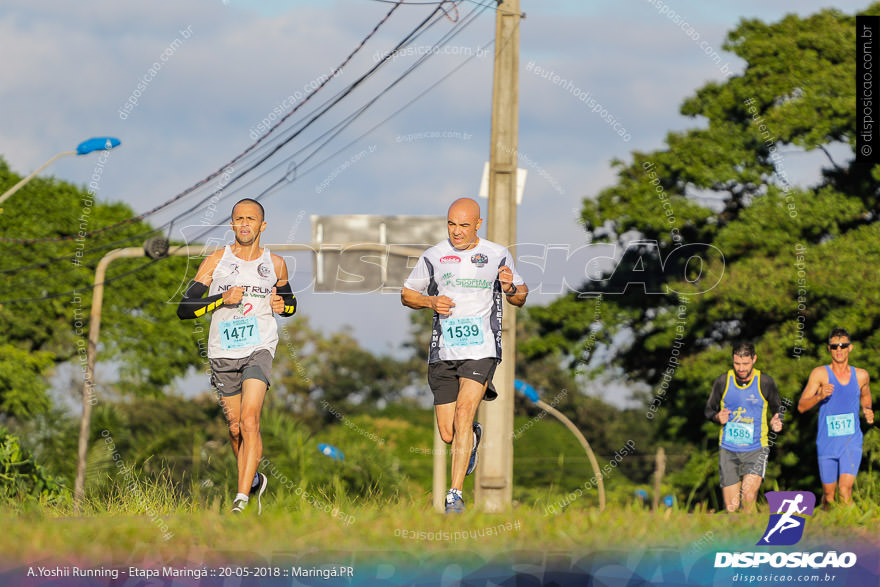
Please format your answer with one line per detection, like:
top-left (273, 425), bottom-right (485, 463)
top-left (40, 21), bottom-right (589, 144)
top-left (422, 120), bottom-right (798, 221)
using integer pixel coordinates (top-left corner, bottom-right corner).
top-left (442, 316), bottom-right (484, 347)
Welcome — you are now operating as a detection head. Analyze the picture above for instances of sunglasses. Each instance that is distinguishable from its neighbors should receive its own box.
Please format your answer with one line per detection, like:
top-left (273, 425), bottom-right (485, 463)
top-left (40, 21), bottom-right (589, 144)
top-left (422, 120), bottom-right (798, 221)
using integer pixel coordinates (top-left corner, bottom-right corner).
top-left (828, 343), bottom-right (851, 350)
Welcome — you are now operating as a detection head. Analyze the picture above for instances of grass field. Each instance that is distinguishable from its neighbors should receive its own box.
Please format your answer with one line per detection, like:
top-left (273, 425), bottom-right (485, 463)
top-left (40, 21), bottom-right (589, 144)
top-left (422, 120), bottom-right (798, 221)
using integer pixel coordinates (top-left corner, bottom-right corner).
top-left (4, 480), bottom-right (880, 586)
top-left (6, 407), bottom-right (880, 584)
top-left (5, 494), bottom-right (879, 564)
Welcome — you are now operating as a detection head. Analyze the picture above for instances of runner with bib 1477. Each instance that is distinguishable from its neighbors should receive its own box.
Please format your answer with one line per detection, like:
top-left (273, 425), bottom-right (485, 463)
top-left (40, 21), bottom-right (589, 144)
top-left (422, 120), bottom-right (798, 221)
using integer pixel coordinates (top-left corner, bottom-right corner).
top-left (177, 199), bottom-right (297, 515)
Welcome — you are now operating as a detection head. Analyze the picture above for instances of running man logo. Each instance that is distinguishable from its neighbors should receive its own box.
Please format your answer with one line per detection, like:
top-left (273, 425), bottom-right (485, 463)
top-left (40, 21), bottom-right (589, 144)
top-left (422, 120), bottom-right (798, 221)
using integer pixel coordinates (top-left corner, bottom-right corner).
top-left (758, 491), bottom-right (816, 546)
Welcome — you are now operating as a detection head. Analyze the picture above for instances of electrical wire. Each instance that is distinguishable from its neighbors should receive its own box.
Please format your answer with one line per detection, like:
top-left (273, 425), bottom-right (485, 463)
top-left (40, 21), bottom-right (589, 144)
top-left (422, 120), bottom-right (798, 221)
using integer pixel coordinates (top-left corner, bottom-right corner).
top-left (281, 3), bottom-right (491, 176)
top-left (0, 2), bottom-right (494, 303)
top-left (1, 0), bottom-right (461, 272)
top-left (0, 0), bottom-right (405, 245)
top-left (87, 0), bottom-right (474, 253)
top-left (0, 2), bottom-right (456, 269)
top-left (156, 1), bottom-right (492, 255)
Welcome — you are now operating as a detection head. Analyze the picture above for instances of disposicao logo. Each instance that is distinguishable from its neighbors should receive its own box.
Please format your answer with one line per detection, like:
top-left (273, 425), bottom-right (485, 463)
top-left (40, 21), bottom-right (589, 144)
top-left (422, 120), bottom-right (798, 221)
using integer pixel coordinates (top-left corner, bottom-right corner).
top-left (759, 491), bottom-right (815, 546)
top-left (714, 491), bottom-right (858, 570)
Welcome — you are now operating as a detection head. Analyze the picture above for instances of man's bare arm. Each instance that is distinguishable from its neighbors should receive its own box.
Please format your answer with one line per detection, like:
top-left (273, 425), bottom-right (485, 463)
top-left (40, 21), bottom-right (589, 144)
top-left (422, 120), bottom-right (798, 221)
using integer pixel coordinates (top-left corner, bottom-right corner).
top-left (401, 286), bottom-right (454, 314)
top-left (859, 368), bottom-right (874, 424)
top-left (798, 367), bottom-right (830, 413)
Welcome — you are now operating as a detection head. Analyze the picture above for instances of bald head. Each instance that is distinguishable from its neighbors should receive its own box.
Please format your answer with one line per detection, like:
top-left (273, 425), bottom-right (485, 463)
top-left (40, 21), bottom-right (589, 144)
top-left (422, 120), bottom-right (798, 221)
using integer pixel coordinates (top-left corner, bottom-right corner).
top-left (448, 197), bottom-right (481, 220)
top-left (447, 197), bottom-right (482, 250)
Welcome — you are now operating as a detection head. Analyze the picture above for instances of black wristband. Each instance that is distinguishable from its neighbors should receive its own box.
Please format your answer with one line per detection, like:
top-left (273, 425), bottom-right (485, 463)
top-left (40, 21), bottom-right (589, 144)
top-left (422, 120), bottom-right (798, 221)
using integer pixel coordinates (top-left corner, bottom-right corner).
top-left (505, 284), bottom-right (518, 296)
top-left (276, 282), bottom-right (297, 316)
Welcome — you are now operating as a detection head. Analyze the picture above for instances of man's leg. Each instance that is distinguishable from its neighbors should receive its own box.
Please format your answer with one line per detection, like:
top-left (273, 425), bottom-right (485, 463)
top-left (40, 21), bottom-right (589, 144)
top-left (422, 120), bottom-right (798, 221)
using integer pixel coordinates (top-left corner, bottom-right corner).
top-left (722, 482), bottom-right (742, 513)
top-left (431, 361), bottom-right (458, 446)
top-left (822, 482), bottom-right (838, 506)
top-left (218, 393), bottom-right (243, 459)
top-left (238, 378), bottom-right (268, 496)
top-left (818, 457), bottom-right (839, 507)
top-left (741, 474), bottom-right (763, 514)
top-left (739, 448), bottom-right (767, 514)
top-left (718, 448), bottom-right (742, 513)
top-left (449, 378), bottom-right (488, 492)
top-left (435, 402), bottom-right (455, 445)
top-left (837, 474), bottom-right (856, 504)
top-left (835, 444), bottom-right (862, 505)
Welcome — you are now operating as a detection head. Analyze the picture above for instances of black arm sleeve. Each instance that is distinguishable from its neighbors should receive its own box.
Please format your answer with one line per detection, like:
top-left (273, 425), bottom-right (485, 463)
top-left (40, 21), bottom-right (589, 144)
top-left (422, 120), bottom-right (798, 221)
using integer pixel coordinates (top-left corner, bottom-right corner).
top-left (276, 282), bottom-right (297, 317)
top-left (176, 281), bottom-right (224, 320)
top-left (705, 375), bottom-right (727, 422)
top-left (761, 374), bottom-right (782, 417)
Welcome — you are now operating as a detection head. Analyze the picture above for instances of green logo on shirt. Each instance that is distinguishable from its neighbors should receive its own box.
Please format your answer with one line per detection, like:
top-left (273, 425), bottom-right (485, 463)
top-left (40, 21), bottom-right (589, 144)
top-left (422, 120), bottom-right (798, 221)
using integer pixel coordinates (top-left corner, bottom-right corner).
top-left (455, 278), bottom-right (493, 289)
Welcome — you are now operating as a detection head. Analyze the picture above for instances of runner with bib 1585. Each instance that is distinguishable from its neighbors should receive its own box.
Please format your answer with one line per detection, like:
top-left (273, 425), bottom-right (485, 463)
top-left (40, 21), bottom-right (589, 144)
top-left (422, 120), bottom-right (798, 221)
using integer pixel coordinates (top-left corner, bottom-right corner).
top-left (401, 197), bottom-right (528, 514)
top-left (705, 342), bottom-right (783, 513)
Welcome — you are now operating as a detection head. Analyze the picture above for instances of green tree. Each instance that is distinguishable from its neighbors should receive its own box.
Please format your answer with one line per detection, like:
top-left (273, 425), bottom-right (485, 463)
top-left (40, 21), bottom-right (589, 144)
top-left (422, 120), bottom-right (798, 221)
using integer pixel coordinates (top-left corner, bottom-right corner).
top-left (0, 425), bottom-right (67, 506)
top-left (0, 158), bottom-right (206, 414)
top-left (525, 5), bottom-right (880, 499)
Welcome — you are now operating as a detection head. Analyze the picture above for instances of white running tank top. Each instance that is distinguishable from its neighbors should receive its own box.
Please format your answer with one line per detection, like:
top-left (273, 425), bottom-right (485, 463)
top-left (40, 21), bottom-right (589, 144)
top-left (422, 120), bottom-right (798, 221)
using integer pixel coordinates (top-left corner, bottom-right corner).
top-left (207, 246), bottom-right (279, 359)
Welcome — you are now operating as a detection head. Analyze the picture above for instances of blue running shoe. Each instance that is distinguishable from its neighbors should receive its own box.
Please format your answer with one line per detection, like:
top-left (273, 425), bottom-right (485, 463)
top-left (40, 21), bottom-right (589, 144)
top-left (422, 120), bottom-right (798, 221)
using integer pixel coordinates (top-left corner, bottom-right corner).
top-left (249, 472), bottom-right (268, 515)
top-left (445, 489), bottom-right (465, 514)
top-left (466, 422), bottom-right (482, 476)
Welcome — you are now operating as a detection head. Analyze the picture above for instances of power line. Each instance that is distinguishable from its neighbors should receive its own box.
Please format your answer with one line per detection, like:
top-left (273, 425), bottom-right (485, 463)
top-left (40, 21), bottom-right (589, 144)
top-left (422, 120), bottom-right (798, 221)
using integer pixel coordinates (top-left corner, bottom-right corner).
top-left (1, 0), bottom-right (463, 275)
top-left (288, 7), bottom-right (492, 179)
top-left (0, 2), bottom-right (454, 270)
top-left (7, 1), bottom-right (481, 270)
top-left (205, 0), bottom-right (489, 191)
top-left (0, 3), bottom-right (492, 302)
top-left (0, 0), bottom-right (405, 245)
top-left (163, 5), bottom-right (449, 239)
top-left (370, 0), bottom-right (524, 18)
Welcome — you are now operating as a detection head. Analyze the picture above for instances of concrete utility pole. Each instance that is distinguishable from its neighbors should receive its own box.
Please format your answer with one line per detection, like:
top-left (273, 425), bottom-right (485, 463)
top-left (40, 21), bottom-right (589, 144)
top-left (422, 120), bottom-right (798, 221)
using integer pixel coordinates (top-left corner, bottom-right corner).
top-left (476, 0), bottom-right (521, 513)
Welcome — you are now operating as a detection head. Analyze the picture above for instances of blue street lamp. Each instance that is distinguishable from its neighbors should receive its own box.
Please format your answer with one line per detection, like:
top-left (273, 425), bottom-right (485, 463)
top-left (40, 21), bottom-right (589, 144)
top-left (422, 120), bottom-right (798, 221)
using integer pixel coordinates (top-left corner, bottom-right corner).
top-left (76, 137), bottom-right (121, 155)
top-left (0, 137), bottom-right (121, 208)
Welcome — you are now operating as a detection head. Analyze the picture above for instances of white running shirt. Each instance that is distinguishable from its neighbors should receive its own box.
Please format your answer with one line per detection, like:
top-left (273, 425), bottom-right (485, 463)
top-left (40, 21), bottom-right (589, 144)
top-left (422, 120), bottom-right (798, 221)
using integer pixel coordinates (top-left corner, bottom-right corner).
top-left (207, 246), bottom-right (279, 359)
top-left (403, 238), bottom-right (524, 363)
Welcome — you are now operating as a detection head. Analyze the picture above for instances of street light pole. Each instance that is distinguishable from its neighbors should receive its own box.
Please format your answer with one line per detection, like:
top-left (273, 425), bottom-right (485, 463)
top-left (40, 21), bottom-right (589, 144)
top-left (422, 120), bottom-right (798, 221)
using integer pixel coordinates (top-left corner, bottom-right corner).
top-left (74, 246), bottom-right (145, 509)
top-left (515, 380), bottom-right (606, 511)
top-left (0, 137), bottom-right (121, 210)
top-left (0, 151), bottom-right (76, 208)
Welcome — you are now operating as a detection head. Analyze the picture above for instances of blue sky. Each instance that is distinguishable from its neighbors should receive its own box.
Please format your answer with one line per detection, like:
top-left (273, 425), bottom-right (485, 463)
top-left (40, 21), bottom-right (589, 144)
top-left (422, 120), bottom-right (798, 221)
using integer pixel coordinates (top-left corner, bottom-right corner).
top-left (0, 0), bottom-right (866, 403)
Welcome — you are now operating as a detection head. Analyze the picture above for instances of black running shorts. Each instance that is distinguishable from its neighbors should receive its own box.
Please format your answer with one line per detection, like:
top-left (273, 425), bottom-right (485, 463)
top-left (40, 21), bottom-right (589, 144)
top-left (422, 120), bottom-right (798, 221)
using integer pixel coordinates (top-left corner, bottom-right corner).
top-left (427, 358), bottom-right (499, 405)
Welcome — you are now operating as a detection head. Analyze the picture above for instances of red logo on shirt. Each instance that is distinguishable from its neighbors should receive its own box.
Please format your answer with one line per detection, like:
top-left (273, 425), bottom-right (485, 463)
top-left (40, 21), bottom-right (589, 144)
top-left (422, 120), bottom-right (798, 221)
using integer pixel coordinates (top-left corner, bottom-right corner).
top-left (440, 255), bottom-right (461, 264)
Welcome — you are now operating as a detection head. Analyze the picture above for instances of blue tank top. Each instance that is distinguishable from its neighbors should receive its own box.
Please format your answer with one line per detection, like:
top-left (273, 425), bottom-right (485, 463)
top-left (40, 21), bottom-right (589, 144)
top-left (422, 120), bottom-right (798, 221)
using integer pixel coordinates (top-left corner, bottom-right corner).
top-left (816, 366), bottom-right (862, 457)
top-left (719, 369), bottom-right (769, 452)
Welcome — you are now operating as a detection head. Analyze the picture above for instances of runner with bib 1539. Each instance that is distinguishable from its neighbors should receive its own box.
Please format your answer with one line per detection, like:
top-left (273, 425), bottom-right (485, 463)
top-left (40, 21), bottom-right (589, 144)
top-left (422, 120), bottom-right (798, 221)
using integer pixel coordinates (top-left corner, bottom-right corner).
top-left (401, 197), bottom-right (528, 514)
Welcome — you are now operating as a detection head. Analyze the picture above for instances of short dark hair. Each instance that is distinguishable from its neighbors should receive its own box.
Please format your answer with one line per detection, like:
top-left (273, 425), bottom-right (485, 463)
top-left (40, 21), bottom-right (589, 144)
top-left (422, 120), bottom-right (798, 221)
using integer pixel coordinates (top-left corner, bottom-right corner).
top-left (828, 327), bottom-right (850, 343)
top-left (732, 342), bottom-right (756, 358)
top-left (231, 198), bottom-right (264, 222)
